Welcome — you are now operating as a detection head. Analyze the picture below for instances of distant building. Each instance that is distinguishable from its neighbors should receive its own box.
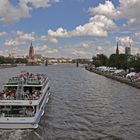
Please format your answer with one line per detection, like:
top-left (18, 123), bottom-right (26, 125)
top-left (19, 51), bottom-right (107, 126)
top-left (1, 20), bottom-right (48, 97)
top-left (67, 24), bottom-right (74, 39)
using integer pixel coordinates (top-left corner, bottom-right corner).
top-left (27, 43), bottom-right (35, 65)
top-left (125, 47), bottom-right (131, 56)
top-left (116, 41), bottom-right (119, 55)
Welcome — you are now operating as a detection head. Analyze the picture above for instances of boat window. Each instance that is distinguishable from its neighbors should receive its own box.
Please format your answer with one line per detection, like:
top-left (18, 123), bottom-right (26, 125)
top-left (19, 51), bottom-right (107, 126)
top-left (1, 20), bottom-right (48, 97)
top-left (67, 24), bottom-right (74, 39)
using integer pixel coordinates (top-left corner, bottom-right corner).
top-left (23, 87), bottom-right (42, 100)
top-left (0, 87), bottom-right (16, 100)
top-left (0, 105), bottom-right (36, 117)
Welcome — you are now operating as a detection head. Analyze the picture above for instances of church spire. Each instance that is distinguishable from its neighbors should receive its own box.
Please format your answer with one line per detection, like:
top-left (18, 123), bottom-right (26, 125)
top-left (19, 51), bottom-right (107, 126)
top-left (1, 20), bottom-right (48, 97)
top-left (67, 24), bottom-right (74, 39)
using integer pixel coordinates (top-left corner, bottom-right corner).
top-left (116, 41), bottom-right (119, 55)
top-left (31, 42), bottom-right (32, 47)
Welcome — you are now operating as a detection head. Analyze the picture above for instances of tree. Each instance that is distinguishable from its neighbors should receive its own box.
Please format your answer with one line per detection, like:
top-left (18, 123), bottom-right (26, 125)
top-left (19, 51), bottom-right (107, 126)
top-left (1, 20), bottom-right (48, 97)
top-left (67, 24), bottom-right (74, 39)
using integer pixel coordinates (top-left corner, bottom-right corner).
top-left (117, 54), bottom-right (128, 69)
top-left (4, 57), bottom-right (14, 64)
top-left (108, 54), bottom-right (127, 69)
top-left (15, 58), bottom-right (27, 63)
top-left (108, 54), bottom-right (118, 67)
top-left (128, 55), bottom-right (140, 72)
top-left (0, 56), bottom-right (5, 64)
top-left (92, 54), bottom-right (108, 67)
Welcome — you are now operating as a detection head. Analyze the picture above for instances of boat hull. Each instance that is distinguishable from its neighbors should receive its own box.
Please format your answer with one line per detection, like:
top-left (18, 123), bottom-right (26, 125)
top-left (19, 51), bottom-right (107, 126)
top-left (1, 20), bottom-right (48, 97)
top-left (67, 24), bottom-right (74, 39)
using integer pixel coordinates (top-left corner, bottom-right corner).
top-left (0, 123), bottom-right (38, 129)
top-left (0, 90), bottom-right (50, 129)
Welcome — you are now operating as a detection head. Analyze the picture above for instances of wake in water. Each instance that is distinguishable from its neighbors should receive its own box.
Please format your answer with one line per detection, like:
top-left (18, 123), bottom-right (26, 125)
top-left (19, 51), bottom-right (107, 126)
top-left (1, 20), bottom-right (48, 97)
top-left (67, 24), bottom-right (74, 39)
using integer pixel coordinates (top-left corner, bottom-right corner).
top-left (0, 129), bottom-right (32, 140)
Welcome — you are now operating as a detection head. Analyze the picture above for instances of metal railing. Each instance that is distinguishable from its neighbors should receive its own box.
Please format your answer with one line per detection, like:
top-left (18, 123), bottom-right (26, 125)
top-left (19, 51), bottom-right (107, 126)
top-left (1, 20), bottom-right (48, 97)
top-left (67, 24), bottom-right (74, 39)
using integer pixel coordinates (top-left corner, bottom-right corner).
top-left (16, 80), bottom-right (24, 100)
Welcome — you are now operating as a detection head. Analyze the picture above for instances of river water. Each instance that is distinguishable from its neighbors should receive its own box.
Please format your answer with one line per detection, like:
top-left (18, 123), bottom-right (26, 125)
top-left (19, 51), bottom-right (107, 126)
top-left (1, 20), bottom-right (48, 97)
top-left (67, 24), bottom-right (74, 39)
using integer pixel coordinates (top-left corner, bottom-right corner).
top-left (0, 64), bottom-right (140, 140)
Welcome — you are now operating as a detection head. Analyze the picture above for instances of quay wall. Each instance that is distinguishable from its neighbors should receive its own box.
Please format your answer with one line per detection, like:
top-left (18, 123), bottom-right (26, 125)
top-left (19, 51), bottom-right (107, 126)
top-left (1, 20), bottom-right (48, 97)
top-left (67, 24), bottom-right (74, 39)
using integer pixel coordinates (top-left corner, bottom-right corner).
top-left (0, 64), bottom-right (17, 69)
top-left (85, 67), bottom-right (140, 90)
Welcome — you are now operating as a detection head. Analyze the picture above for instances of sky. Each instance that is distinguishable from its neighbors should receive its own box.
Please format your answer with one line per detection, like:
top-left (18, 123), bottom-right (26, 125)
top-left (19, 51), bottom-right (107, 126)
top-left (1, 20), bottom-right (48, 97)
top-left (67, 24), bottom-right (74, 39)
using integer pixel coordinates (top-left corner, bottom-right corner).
top-left (0, 0), bottom-right (140, 58)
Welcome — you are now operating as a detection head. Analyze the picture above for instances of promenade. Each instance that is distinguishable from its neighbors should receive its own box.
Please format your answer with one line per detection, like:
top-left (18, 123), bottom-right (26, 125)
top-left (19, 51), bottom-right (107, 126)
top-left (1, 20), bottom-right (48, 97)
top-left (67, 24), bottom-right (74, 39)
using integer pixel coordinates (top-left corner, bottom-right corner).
top-left (85, 66), bottom-right (140, 90)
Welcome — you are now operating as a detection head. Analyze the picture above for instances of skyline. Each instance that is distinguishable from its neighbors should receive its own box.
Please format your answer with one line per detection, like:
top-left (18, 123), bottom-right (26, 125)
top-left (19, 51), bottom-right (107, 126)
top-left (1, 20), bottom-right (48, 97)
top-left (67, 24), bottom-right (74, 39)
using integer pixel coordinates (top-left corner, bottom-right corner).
top-left (0, 0), bottom-right (140, 58)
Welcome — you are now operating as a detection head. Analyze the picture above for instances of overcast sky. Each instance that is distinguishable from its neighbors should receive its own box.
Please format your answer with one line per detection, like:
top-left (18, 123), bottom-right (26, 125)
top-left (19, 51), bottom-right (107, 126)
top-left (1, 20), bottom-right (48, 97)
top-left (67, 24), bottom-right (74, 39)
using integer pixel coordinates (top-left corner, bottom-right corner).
top-left (0, 0), bottom-right (140, 58)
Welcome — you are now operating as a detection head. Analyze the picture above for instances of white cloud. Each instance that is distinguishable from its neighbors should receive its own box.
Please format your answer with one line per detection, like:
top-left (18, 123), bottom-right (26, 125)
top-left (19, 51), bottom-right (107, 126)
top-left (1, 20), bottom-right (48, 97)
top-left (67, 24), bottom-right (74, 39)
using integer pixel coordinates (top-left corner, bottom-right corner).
top-left (4, 31), bottom-right (36, 47)
top-left (89, 0), bottom-right (140, 29)
top-left (131, 47), bottom-right (140, 55)
top-left (114, 45), bottom-right (140, 55)
top-left (72, 50), bottom-right (90, 57)
top-left (116, 36), bottom-right (133, 46)
top-left (0, 32), bottom-right (6, 36)
top-left (4, 39), bottom-right (20, 47)
top-left (41, 35), bottom-right (58, 43)
top-left (48, 15), bottom-right (116, 37)
top-left (134, 32), bottom-right (140, 38)
top-left (0, 0), bottom-right (60, 23)
top-left (88, 1), bottom-right (120, 19)
top-left (16, 31), bottom-right (36, 42)
top-left (48, 28), bottom-right (70, 37)
top-left (35, 45), bottom-right (58, 54)
top-left (26, 0), bottom-right (60, 8)
top-left (119, 0), bottom-right (140, 19)
top-left (0, 0), bottom-right (30, 23)
top-left (58, 41), bottom-right (99, 58)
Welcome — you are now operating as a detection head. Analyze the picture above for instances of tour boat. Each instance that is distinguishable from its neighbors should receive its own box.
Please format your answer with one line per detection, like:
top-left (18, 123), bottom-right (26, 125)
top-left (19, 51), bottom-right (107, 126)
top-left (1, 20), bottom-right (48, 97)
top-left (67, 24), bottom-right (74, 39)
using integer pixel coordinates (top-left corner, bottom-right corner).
top-left (0, 71), bottom-right (50, 129)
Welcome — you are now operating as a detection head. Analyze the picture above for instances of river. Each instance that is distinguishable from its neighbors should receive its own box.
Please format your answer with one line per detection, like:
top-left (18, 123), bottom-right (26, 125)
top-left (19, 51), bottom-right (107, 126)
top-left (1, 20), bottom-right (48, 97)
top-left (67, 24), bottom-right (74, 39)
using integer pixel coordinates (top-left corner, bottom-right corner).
top-left (0, 64), bottom-right (140, 140)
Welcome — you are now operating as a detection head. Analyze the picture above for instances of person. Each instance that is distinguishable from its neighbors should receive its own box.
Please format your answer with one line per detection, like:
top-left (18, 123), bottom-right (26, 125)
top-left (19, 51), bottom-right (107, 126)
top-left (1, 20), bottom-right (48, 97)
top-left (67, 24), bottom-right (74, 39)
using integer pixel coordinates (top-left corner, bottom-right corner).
top-left (25, 106), bottom-right (35, 117)
top-left (20, 76), bottom-right (24, 83)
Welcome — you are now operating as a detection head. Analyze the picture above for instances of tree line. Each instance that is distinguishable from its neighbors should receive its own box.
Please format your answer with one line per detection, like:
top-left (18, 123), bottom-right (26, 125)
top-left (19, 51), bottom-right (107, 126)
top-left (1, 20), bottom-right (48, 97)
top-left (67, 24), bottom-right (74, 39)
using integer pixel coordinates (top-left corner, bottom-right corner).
top-left (92, 53), bottom-right (140, 72)
top-left (0, 56), bottom-right (27, 64)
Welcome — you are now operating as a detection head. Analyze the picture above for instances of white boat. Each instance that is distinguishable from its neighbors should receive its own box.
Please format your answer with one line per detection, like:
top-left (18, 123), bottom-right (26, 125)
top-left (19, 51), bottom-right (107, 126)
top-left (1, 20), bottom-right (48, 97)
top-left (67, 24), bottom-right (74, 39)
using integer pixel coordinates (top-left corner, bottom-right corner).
top-left (0, 71), bottom-right (50, 129)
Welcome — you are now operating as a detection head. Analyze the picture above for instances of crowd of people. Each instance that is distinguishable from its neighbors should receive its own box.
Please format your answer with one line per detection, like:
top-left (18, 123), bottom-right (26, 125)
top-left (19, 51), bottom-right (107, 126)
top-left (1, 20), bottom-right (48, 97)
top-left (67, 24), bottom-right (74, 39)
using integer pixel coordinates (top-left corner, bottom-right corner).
top-left (0, 88), bottom-right (16, 100)
top-left (0, 71), bottom-right (47, 100)
top-left (86, 65), bottom-right (140, 83)
top-left (24, 89), bottom-right (42, 100)
top-left (0, 88), bottom-right (42, 100)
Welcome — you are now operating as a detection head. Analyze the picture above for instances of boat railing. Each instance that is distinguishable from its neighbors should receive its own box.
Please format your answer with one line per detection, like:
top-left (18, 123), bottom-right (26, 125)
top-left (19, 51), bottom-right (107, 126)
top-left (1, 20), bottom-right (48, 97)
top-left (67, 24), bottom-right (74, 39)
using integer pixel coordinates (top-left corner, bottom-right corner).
top-left (16, 80), bottom-right (24, 100)
top-left (0, 106), bottom-right (36, 117)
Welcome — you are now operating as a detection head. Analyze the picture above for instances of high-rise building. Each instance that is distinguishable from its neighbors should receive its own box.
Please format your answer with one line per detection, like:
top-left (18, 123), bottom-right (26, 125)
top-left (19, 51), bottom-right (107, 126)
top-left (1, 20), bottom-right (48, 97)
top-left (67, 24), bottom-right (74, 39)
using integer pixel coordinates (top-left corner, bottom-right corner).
top-left (116, 41), bottom-right (119, 55)
top-left (125, 47), bottom-right (131, 56)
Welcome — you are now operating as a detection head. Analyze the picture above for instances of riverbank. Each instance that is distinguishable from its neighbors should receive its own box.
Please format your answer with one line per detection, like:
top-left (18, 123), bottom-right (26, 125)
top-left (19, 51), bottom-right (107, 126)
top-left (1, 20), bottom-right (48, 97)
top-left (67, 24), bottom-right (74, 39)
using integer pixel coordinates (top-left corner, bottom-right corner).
top-left (0, 64), bottom-right (17, 69)
top-left (85, 67), bottom-right (140, 89)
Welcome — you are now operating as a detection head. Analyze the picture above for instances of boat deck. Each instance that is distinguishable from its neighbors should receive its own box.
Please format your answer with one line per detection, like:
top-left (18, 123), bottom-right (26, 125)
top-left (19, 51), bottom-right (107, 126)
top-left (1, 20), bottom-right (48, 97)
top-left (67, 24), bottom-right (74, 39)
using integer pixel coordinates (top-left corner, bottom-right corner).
top-left (0, 72), bottom-right (48, 100)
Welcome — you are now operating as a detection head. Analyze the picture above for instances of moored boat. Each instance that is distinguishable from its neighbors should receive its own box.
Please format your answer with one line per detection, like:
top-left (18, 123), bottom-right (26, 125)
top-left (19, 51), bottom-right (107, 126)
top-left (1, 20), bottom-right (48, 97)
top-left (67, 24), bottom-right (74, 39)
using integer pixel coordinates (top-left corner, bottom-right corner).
top-left (0, 71), bottom-right (50, 129)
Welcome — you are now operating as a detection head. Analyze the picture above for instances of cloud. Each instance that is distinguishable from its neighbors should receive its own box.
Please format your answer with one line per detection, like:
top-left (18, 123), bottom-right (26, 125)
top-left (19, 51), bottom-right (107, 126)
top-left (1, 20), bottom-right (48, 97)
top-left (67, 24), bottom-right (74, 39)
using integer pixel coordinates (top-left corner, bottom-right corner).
top-left (4, 39), bottom-right (20, 47)
top-left (0, 0), bottom-right (30, 23)
top-left (114, 45), bottom-right (140, 55)
top-left (88, 1), bottom-right (120, 19)
top-left (116, 36), bottom-right (133, 46)
top-left (72, 50), bottom-right (91, 57)
top-left (134, 32), bottom-right (140, 38)
top-left (0, 32), bottom-right (6, 36)
top-left (48, 28), bottom-right (70, 37)
top-left (16, 31), bottom-right (36, 42)
top-left (35, 45), bottom-right (58, 54)
top-left (40, 35), bottom-right (58, 43)
top-left (89, 0), bottom-right (140, 29)
top-left (48, 15), bottom-right (116, 37)
top-left (26, 0), bottom-right (60, 8)
top-left (118, 0), bottom-right (140, 28)
top-left (0, 0), bottom-right (60, 23)
top-left (4, 31), bottom-right (37, 47)
top-left (119, 0), bottom-right (140, 19)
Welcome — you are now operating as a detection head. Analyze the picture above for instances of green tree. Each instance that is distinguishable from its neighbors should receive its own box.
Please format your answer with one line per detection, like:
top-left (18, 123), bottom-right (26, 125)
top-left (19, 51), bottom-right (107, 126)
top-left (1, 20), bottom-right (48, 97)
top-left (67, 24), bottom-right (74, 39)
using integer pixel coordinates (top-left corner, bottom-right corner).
top-left (0, 56), bottom-right (5, 64)
top-left (92, 54), bottom-right (108, 67)
top-left (4, 57), bottom-right (14, 64)
top-left (108, 54), bottom-right (127, 69)
top-left (128, 55), bottom-right (140, 72)
top-left (15, 58), bottom-right (27, 63)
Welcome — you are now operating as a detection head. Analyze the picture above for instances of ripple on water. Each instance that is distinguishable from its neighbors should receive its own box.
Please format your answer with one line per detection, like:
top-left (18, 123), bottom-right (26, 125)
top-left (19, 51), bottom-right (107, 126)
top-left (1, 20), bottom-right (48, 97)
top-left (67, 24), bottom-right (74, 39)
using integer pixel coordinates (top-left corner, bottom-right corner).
top-left (0, 65), bottom-right (140, 140)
